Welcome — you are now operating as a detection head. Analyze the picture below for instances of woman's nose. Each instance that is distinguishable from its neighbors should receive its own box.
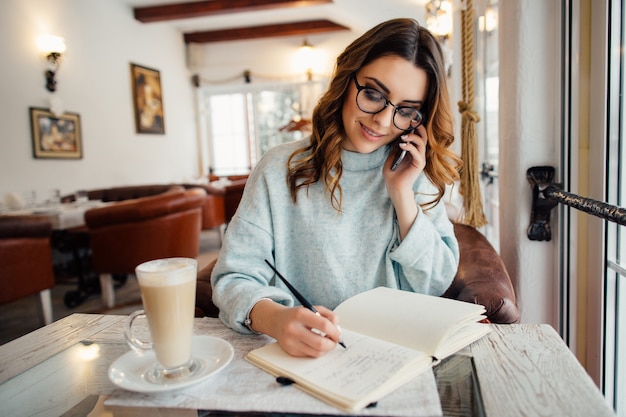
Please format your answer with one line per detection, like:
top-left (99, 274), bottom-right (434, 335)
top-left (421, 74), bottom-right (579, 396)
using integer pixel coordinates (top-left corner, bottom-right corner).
top-left (371, 105), bottom-right (394, 127)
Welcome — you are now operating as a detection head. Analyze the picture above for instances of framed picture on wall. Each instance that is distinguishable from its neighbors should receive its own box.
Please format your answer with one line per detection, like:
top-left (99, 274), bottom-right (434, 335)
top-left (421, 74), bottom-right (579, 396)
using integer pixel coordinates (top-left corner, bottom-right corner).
top-left (130, 63), bottom-right (165, 134)
top-left (29, 107), bottom-right (82, 159)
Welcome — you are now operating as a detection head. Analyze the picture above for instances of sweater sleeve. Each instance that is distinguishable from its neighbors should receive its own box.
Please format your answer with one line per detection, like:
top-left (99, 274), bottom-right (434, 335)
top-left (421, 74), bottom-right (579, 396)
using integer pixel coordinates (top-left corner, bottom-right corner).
top-left (210, 152), bottom-right (295, 334)
top-left (388, 178), bottom-right (460, 296)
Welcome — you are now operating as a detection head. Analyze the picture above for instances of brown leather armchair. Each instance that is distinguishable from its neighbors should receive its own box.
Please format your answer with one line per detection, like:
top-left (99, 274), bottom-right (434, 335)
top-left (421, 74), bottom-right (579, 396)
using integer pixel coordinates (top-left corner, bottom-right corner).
top-left (442, 223), bottom-right (519, 323)
top-left (63, 184), bottom-right (228, 235)
top-left (205, 178), bottom-right (248, 223)
top-left (85, 188), bottom-right (206, 308)
top-left (194, 222), bottom-right (520, 324)
top-left (0, 216), bottom-right (55, 325)
top-left (61, 184), bottom-right (176, 203)
top-left (180, 184), bottom-right (226, 240)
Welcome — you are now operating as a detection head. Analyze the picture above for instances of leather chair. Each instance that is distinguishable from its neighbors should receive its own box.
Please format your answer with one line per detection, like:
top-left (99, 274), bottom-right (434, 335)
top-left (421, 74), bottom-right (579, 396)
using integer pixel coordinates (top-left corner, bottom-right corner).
top-left (195, 257), bottom-right (220, 318)
top-left (194, 222), bottom-right (520, 324)
top-left (206, 178), bottom-right (248, 223)
top-left (63, 184), bottom-right (227, 236)
top-left (180, 184), bottom-right (226, 241)
top-left (0, 216), bottom-right (55, 325)
top-left (85, 188), bottom-right (206, 308)
top-left (442, 223), bottom-right (519, 323)
top-left (199, 193), bottom-right (226, 243)
top-left (61, 184), bottom-right (176, 203)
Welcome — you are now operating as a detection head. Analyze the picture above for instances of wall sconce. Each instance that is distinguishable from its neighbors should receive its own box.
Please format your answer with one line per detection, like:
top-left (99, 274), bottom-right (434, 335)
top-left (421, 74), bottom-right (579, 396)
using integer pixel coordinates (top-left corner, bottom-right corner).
top-left (37, 35), bottom-right (66, 92)
top-left (297, 39), bottom-right (314, 81)
top-left (425, 0), bottom-right (453, 39)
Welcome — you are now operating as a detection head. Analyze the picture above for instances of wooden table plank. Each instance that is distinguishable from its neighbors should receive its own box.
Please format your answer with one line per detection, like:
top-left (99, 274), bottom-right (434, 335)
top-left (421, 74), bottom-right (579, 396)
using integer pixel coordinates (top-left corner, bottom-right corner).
top-left (0, 313), bottom-right (124, 384)
top-left (1, 316), bottom-right (616, 417)
top-left (473, 324), bottom-right (615, 417)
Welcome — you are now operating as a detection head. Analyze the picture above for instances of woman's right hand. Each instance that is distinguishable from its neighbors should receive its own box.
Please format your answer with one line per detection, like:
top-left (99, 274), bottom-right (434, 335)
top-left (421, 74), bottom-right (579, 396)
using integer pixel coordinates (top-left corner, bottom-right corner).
top-left (249, 299), bottom-right (342, 357)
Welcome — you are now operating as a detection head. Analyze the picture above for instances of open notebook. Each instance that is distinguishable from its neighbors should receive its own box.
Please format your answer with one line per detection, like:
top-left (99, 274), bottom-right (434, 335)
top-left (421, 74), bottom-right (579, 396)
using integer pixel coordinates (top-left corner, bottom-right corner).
top-left (246, 287), bottom-right (491, 412)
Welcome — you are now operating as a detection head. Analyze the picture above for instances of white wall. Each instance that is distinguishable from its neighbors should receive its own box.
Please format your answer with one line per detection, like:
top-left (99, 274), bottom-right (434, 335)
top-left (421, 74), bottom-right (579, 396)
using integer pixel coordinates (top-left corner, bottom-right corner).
top-left (499, 1), bottom-right (561, 326)
top-left (0, 0), bottom-right (198, 198)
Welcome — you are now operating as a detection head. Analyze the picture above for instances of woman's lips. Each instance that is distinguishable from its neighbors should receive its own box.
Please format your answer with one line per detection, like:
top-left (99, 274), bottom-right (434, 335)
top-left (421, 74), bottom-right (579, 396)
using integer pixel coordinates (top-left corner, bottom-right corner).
top-left (360, 123), bottom-right (385, 141)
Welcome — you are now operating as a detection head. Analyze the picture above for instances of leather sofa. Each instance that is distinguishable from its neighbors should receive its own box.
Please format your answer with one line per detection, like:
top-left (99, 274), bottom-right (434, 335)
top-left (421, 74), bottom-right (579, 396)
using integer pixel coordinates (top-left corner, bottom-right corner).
top-left (204, 178), bottom-right (247, 223)
top-left (194, 222), bottom-right (520, 324)
top-left (85, 187), bottom-right (207, 307)
top-left (63, 183), bottom-right (226, 233)
top-left (0, 215), bottom-right (55, 324)
top-left (62, 184), bottom-right (175, 203)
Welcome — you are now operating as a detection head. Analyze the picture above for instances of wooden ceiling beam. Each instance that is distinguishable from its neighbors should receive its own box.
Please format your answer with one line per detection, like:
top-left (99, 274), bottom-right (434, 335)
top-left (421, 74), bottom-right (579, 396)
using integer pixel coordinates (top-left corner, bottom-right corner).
top-left (184, 19), bottom-right (349, 43)
top-left (134, 0), bottom-right (333, 23)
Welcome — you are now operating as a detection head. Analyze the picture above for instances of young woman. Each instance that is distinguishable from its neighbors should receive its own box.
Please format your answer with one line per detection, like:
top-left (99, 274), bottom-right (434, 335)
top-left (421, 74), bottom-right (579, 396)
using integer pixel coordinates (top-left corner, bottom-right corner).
top-left (211, 18), bottom-right (462, 357)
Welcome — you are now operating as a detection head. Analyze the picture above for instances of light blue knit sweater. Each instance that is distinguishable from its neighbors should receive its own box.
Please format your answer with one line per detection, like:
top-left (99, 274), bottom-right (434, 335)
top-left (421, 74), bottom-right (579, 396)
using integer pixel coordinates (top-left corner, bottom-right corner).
top-left (211, 139), bottom-right (459, 334)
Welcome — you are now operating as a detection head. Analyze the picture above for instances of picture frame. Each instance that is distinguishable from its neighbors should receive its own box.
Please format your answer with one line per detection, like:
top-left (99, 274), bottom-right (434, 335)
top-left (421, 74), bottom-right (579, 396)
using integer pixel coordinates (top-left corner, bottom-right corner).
top-left (130, 63), bottom-right (165, 134)
top-left (29, 107), bottom-right (82, 159)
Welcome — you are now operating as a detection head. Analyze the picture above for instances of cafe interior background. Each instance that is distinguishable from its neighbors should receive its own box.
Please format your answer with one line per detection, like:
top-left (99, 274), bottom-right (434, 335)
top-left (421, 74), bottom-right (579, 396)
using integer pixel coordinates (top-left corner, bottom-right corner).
top-left (0, 0), bottom-right (623, 413)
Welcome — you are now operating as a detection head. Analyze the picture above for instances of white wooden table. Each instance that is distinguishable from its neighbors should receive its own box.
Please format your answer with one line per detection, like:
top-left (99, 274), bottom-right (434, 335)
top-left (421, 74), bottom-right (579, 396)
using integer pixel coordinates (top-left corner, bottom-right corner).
top-left (0, 314), bottom-right (616, 417)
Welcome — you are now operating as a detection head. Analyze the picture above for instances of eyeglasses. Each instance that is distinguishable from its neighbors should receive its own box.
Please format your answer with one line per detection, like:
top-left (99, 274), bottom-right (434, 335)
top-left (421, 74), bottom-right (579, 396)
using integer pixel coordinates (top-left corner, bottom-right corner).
top-left (352, 74), bottom-right (424, 131)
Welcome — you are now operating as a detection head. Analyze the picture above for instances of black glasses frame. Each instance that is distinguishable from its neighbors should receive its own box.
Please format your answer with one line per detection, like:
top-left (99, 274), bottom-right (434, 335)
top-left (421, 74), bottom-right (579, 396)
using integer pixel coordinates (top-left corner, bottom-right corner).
top-left (352, 74), bottom-right (424, 131)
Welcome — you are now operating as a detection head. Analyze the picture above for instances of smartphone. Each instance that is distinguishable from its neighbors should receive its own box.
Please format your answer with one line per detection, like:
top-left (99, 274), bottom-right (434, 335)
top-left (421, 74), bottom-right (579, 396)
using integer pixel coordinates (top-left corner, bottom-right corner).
top-left (391, 148), bottom-right (408, 171)
top-left (390, 127), bottom-right (416, 171)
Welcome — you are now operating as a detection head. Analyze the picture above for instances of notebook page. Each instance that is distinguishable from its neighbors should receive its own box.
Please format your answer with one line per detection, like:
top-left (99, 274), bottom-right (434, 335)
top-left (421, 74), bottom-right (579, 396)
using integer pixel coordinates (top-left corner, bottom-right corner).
top-left (334, 287), bottom-right (486, 356)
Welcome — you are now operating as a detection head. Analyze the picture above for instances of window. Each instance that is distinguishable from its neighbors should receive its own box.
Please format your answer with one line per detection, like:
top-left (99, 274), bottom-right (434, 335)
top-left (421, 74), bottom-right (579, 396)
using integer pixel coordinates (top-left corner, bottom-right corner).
top-left (199, 81), bottom-right (326, 177)
top-left (475, 0), bottom-right (500, 249)
top-left (604, 0), bottom-right (625, 410)
top-left (579, 0), bottom-right (624, 413)
top-left (208, 93), bottom-right (252, 176)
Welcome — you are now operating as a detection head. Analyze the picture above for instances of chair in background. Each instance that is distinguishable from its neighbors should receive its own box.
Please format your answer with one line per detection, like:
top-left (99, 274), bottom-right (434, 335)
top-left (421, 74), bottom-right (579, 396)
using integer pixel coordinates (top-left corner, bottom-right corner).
top-left (200, 193), bottom-right (226, 243)
top-left (58, 184), bottom-right (184, 308)
top-left (195, 257), bottom-right (219, 318)
top-left (180, 184), bottom-right (226, 243)
top-left (0, 216), bottom-right (55, 325)
top-left (206, 177), bottom-right (248, 223)
top-left (84, 188), bottom-right (206, 308)
top-left (63, 183), bottom-right (229, 239)
top-left (61, 184), bottom-right (176, 203)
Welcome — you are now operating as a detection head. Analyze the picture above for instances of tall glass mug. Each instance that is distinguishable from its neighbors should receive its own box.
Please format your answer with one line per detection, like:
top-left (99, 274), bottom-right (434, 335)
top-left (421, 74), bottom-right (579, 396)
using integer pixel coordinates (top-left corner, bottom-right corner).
top-left (125, 257), bottom-right (202, 384)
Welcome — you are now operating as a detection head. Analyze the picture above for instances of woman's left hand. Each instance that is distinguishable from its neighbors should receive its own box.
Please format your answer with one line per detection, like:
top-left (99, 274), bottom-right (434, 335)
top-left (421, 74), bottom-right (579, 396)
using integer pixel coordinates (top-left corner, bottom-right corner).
top-left (383, 125), bottom-right (427, 239)
top-left (383, 125), bottom-right (427, 193)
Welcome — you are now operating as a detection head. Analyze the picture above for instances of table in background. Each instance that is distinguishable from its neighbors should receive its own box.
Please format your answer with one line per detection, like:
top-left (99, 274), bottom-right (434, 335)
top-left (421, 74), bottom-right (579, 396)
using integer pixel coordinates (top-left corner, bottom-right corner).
top-left (1, 200), bottom-right (115, 308)
top-left (0, 314), bottom-right (616, 417)
top-left (0, 200), bottom-right (108, 230)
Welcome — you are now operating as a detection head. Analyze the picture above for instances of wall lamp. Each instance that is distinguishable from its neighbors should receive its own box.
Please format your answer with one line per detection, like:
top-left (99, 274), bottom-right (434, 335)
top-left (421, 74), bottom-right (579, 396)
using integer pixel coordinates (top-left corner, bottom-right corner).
top-left (37, 35), bottom-right (66, 92)
top-left (296, 39), bottom-right (314, 81)
top-left (425, 0), bottom-right (453, 39)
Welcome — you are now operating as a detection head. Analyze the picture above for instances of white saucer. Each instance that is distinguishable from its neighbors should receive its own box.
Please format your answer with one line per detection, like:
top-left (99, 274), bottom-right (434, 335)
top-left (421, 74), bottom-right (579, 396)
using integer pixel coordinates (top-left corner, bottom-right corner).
top-left (108, 335), bottom-right (234, 393)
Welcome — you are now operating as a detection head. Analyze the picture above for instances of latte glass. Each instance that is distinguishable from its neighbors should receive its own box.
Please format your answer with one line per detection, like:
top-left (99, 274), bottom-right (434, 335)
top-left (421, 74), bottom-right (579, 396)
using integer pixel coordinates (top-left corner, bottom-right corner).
top-left (125, 257), bottom-right (201, 384)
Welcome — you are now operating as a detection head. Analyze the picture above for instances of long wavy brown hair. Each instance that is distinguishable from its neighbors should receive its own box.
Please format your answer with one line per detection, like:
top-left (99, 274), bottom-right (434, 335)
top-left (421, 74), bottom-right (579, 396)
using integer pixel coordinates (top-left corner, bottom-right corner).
top-left (287, 18), bottom-right (461, 211)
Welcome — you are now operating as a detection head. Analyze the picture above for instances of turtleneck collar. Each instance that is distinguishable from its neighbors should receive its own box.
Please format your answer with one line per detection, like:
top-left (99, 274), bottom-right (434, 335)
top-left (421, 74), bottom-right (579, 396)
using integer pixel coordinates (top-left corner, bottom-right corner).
top-left (341, 145), bottom-right (390, 172)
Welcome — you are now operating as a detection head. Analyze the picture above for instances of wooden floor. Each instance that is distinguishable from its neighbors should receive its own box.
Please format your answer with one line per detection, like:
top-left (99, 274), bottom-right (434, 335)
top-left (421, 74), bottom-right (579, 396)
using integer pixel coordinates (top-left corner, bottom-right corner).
top-left (0, 229), bottom-right (222, 345)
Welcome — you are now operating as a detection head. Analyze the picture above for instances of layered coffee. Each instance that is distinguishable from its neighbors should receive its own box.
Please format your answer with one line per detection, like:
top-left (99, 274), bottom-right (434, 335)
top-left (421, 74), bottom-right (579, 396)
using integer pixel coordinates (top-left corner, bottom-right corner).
top-left (135, 258), bottom-right (197, 369)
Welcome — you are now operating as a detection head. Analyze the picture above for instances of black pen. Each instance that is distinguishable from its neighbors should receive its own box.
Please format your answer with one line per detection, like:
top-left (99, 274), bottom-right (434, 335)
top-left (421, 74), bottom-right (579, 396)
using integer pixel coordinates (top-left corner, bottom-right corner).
top-left (264, 259), bottom-right (346, 349)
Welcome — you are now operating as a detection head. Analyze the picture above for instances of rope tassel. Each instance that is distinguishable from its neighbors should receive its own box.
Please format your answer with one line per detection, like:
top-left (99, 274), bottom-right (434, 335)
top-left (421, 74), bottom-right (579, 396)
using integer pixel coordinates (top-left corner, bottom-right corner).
top-left (458, 0), bottom-right (487, 228)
